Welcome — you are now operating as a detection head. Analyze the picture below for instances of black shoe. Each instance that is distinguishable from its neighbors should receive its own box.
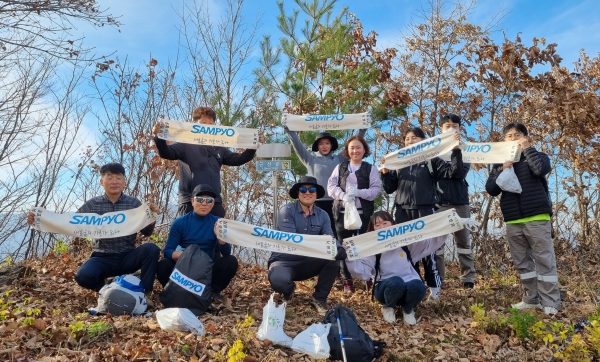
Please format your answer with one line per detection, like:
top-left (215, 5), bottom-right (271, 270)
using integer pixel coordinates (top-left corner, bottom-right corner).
top-left (463, 282), bottom-right (474, 289)
top-left (212, 291), bottom-right (226, 302)
top-left (310, 296), bottom-right (328, 315)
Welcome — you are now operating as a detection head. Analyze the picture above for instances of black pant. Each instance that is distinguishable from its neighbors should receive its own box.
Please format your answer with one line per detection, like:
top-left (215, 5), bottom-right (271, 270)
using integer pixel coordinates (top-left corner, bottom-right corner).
top-left (156, 255), bottom-right (238, 293)
top-left (315, 200), bottom-right (337, 239)
top-left (74, 243), bottom-right (160, 292)
top-left (395, 207), bottom-right (442, 288)
top-left (335, 212), bottom-right (370, 279)
top-left (268, 258), bottom-right (340, 301)
top-left (177, 202), bottom-right (226, 259)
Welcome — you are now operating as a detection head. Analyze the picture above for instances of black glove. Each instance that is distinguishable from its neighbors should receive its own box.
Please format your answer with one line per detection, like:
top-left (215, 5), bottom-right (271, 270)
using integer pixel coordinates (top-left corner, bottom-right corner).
top-left (335, 246), bottom-right (347, 260)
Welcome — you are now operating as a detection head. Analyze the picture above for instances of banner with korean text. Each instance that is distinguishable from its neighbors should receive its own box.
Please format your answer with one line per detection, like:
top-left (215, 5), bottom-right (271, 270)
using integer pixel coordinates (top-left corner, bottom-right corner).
top-left (215, 219), bottom-right (337, 260)
top-left (156, 119), bottom-right (260, 149)
top-left (343, 209), bottom-right (463, 260)
top-left (30, 204), bottom-right (156, 239)
top-left (281, 112), bottom-right (371, 131)
top-left (439, 141), bottom-right (522, 163)
top-left (379, 130), bottom-right (459, 171)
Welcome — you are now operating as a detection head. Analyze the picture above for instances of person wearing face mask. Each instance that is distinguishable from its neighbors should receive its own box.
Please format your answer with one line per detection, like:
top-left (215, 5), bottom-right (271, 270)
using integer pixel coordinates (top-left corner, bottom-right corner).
top-left (435, 114), bottom-right (476, 289)
top-left (380, 127), bottom-right (464, 301)
top-left (345, 211), bottom-right (448, 325)
top-left (328, 135), bottom-right (382, 292)
top-left (267, 176), bottom-right (347, 315)
top-left (285, 127), bottom-right (366, 293)
top-left (486, 123), bottom-right (559, 316)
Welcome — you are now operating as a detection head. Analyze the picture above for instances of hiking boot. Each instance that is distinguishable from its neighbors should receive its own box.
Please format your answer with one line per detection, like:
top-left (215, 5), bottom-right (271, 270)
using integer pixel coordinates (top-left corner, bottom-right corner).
top-left (310, 296), bottom-right (328, 315)
top-left (144, 293), bottom-right (155, 309)
top-left (463, 282), bottom-right (474, 289)
top-left (511, 301), bottom-right (542, 310)
top-left (343, 279), bottom-right (354, 294)
top-left (381, 307), bottom-right (396, 323)
top-left (544, 306), bottom-right (558, 315)
top-left (211, 291), bottom-right (226, 303)
top-left (403, 311), bottom-right (417, 326)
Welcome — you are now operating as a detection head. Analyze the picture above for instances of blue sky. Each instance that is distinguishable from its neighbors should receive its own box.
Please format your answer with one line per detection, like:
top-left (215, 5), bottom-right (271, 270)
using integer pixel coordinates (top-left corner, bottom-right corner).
top-left (80, 0), bottom-right (600, 71)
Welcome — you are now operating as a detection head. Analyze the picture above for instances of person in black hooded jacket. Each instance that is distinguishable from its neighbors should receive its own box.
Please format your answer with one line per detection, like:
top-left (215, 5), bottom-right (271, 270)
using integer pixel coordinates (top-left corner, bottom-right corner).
top-left (485, 123), bottom-right (560, 315)
top-left (380, 127), bottom-right (465, 301)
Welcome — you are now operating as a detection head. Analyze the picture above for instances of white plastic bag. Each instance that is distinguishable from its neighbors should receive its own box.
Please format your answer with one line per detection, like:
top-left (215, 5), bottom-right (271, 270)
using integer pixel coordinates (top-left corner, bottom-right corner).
top-left (496, 167), bottom-right (522, 193)
top-left (155, 308), bottom-right (204, 336)
top-left (291, 323), bottom-right (331, 359)
top-left (344, 200), bottom-right (362, 230)
top-left (256, 292), bottom-right (292, 347)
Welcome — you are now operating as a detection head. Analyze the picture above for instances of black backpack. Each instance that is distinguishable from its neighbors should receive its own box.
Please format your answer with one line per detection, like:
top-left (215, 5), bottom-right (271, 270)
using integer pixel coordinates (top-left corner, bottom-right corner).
top-left (159, 244), bottom-right (213, 315)
top-left (323, 305), bottom-right (386, 362)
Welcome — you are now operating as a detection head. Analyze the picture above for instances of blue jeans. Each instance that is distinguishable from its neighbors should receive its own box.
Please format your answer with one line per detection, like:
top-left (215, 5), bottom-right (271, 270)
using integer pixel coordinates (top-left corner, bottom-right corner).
top-left (373, 276), bottom-right (426, 313)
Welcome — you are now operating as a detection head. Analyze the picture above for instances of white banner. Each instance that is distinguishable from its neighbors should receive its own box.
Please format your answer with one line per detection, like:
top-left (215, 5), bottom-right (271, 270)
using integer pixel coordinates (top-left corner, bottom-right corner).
top-left (379, 130), bottom-right (459, 171)
top-left (439, 141), bottom-right (522, 163)
top-left (343, 209), bottom-right (463, 260)
top-left (281, 112), bottom-right (371, 131)
top-left (215, 219), bottom-right (336, 260)
top-left (156, 119), bottom-right (260, 149)
top-left (30, 204), bottom-right (156, 239)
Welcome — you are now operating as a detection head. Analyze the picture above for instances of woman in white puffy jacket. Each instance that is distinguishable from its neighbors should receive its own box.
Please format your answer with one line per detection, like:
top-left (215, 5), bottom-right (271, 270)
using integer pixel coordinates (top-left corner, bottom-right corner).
top-left (345, 211), bottom-right (447, 325)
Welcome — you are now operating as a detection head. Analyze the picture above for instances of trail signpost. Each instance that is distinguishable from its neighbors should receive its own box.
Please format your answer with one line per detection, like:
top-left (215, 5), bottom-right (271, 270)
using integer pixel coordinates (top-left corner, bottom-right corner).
top-left (256, 143), bottom-right (292, 226)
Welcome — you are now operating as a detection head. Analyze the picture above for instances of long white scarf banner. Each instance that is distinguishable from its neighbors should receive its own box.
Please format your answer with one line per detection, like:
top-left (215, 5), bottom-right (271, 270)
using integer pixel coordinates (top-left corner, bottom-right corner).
top-left (215, 219), bottom-right (337, 260)
top-left (439, 140), bottom-right (522, 163)
top-left (281, 112), bottom-right (371, 131)
top-left (30, 204), bottom-right (156, 239)
top-left (156, 119), bottom-right (260, 149)
top-left (343, 209), bottom-right (463, 260)
top-left (378, 130), bottom-right (459, 171)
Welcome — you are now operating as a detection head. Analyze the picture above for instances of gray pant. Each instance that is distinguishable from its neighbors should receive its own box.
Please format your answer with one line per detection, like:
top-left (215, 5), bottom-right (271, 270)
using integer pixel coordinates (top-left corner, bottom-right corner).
top-left (506, 220), bottom-right (560, 309)
top-left (435, 204), bottom-right (476, 283)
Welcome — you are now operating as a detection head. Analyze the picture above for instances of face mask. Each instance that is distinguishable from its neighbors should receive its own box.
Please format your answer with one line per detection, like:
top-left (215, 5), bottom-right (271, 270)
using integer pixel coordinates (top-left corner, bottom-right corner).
top-left (442, 127), bottom-right (456, 133)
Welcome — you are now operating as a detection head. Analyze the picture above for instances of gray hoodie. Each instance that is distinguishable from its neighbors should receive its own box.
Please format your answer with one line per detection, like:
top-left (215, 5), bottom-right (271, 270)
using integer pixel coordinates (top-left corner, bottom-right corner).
top-left (286, 127), bottom-right (367, 201)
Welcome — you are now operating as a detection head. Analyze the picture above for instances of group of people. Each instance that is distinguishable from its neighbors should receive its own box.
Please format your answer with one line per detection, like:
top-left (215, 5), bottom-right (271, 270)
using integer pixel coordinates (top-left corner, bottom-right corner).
top-left (27, 106), bottom-right (560, 326)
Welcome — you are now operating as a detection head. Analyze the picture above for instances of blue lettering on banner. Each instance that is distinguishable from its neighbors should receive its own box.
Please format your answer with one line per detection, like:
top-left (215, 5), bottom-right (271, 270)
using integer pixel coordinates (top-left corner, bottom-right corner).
top-left (376, 220), bottom-right (426, 241)
top-left (250, 227), bottom-right (304, 243)
top-left (465, 144), bottom-right (491, 153)
top-left (304, 114), bottom-right (345, 122)
top-left (169, 269), bottom-right (205, 296)
top-left (69, 214), bottom-right (126, 225)
top-left (190, 125), bottom-right (235, 137)
top-left (397, 138), bottom-right (442, 158)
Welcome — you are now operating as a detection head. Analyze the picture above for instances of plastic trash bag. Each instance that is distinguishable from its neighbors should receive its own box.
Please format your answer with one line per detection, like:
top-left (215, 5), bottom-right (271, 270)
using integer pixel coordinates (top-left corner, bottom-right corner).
top-left (496, 167), bottom-right (522, 194)
top-left (155, 308), bottom-right (204, 336)
top-left (256, 293), bottom-right (292, 347)
top-left (460, 218), bottom-right (481, 233)
top-left (291, 323), bottom-right (331, 359)
top-left (344, 200), bottom-right (362, 230)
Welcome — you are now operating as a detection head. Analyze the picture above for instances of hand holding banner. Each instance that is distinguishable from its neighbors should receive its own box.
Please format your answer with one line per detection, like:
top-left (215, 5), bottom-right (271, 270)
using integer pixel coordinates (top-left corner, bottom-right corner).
top-left (343, 209), bottom-right (463, 260)
top-left (379, 130), bottom-right (459, 171)
top-left (439, 141), bottom-right (522, 164)
top-left (156, 119), bottom-right (260, 149)
top-left (215, 219), bottom-right (337, 260)
top-left (281, 112), bottom-right (371, 131)
top-left (30, 203), bottom-right (156, 239)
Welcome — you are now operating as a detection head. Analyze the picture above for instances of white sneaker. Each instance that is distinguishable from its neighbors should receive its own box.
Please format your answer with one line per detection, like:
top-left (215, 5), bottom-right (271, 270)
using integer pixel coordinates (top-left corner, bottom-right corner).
top-left (381, 307), bottom-right (396, 323)
top-left (511, 301), bottom-right (542, 310)
top-left (403, 311), bottom-right (416, 325)
top-left (427, 287), bottom-right (440, 302)
top-left (543, 306), bottom-right (558, 315)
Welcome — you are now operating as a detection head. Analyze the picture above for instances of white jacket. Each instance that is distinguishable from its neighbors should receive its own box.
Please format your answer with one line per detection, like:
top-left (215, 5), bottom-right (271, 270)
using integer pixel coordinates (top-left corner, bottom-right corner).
top-left (346, 236), bottom-right (447, 283)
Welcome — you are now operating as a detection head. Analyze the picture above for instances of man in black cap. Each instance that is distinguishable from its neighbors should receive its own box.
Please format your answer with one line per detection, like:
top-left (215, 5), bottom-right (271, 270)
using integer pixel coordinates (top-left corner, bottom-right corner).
top-left (267, 176), bottom-right (347, 315)
top-left (156, 184), bottom-right (238, 300)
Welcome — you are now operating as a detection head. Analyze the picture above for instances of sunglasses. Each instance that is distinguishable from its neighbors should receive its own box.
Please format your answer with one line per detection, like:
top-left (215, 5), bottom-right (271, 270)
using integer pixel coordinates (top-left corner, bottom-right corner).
top-left (194, 196), bottom-right (215, 204)
top-left (299, 186), bottom-right (317, 194)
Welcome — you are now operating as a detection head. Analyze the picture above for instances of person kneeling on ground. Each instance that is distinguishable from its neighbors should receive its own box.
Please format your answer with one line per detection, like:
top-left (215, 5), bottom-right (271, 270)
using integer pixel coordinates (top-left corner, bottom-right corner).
top-left (27, 163), bottom-right (159, 304)
top-left (345, 211), bottom-right (448, 325)
top-left (156, 184), bottom-right (238, 302)
top-left (267, 176), bottom-right (347, 315)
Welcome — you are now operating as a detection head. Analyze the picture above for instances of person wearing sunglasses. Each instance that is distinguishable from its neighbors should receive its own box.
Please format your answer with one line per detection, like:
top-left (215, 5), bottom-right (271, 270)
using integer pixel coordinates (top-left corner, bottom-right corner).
top-left (268, 176), bottom-right (347, 315)
top-left (486, 123), bottom-right (560, 316)
top-left (157, 184), bottom-right (238, 302)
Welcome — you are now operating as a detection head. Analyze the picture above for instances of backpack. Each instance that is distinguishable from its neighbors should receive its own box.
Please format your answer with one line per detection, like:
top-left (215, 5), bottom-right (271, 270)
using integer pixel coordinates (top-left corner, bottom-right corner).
top-left (91, 275), bottom-right (147, 316)
top-left (159, 244), bottom-right (213, 315)
top-left (323, 305), bottom-right (386, 362)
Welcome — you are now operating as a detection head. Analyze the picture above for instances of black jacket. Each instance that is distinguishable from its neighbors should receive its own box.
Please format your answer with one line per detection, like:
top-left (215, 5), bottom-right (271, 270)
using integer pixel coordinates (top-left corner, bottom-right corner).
top-left (485, 147), bottom-right (552, 221)
top-left (332, 161), bottom-right (375, 220)
top-left (438, 163), bottom-right (471, 205)
top-left (381, 150), bottom-right (465, 209)
top-left (154, 137), bottom-right (256, 204)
